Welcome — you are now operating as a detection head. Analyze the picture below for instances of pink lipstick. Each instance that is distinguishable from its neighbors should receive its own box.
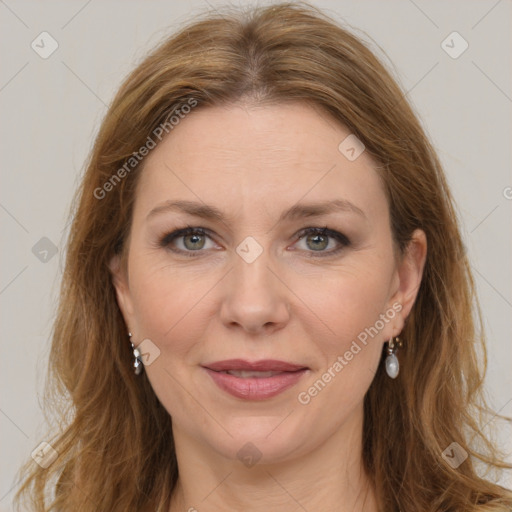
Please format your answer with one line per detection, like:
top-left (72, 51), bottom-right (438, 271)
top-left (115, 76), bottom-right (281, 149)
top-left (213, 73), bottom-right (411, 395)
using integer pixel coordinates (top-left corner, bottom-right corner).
top-left (202, 359), bottom-right (308, 400)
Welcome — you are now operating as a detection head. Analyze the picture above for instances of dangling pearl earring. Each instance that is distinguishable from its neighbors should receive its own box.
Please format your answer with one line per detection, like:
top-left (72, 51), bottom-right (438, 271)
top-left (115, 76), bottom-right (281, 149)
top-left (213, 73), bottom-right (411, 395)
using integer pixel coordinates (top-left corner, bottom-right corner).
top-left (128, 332), bottom-right (143, 375)
top-left (385, 336), bottom-right (402, 379)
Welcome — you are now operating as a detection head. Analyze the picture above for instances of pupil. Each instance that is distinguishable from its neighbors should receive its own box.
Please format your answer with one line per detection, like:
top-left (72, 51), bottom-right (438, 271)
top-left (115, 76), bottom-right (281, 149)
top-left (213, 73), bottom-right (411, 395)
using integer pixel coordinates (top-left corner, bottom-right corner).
top-left (186, 234), bottom-right (204, 250)
top-left (309, 234), bottom-right (327, 251)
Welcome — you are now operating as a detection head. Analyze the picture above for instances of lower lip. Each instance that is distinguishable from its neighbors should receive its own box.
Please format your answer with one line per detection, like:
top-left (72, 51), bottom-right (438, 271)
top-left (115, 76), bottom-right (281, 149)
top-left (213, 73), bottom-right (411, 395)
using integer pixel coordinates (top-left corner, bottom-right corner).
top-left (203, 368), bottom-right (308, 400)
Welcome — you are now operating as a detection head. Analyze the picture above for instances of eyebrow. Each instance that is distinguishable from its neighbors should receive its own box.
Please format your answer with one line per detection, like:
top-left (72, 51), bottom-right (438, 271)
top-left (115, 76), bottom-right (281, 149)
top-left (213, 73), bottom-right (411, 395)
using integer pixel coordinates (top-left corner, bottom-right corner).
top-left (146, 198), bottom-right (366, 224)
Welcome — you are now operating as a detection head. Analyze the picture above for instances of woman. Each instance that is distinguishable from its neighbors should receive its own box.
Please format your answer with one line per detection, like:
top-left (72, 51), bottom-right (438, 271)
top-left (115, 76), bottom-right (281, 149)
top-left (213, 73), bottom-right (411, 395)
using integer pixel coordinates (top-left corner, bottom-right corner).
top-left (14, 2), bottom-right (512, 511)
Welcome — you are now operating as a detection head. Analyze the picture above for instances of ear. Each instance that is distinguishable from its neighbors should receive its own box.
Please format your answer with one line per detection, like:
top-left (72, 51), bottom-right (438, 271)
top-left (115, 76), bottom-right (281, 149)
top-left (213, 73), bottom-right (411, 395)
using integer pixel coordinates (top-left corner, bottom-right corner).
top-left (109, 253), bottom-right (136, 332)
top-left (387, 228), bottom-right (427, 332)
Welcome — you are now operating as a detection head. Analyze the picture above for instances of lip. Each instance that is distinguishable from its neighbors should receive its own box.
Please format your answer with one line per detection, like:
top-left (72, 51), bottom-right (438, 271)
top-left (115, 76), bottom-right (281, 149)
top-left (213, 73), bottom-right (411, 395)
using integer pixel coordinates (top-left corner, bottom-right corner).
top-left (202, 359), bottom-right (309, 400)
top-left (204, 359), bottom-right (307, 372)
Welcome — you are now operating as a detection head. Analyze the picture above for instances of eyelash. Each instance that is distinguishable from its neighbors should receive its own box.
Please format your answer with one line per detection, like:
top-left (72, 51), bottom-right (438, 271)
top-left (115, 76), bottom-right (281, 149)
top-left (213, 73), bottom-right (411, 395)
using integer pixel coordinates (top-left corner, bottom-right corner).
top-left (158, 225), bottom-right (351, 258)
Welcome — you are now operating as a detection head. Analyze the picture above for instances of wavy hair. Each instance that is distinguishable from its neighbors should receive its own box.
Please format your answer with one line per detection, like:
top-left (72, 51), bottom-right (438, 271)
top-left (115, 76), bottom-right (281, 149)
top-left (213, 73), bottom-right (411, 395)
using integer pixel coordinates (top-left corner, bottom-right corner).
top-left (13, 2), bottom-right (512, 510)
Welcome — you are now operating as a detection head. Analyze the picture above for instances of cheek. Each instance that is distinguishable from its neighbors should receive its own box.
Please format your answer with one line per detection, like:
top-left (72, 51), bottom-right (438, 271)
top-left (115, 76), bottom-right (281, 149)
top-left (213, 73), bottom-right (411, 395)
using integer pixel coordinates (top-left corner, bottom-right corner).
top-left (300, 262), bottom-right (393, 357)
top-left (127, 266), bottom-right (213, 413)
top-left (129, 245), bottom-right (394, 359)
top-left (126, 247), bottom-right (394, 448)
top-left (129, 266), bottom-right (207, 352)
top-left (294, 281), bottom-right (387, 420)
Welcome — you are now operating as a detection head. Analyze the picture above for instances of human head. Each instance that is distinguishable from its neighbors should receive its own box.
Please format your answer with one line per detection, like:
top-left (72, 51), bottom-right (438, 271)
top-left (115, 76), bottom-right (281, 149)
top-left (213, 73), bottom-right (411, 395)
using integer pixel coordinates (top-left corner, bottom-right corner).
top-left (110, 96), bottom-right (426, 465)
top-left (14, 2), bottom-right (512, 511)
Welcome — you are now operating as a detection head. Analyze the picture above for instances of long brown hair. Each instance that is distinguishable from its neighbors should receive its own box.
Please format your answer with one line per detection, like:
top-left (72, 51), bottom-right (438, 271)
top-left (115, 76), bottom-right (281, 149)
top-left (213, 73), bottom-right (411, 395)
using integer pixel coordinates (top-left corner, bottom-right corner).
top-left (13, 2), bottom-right (512, 510)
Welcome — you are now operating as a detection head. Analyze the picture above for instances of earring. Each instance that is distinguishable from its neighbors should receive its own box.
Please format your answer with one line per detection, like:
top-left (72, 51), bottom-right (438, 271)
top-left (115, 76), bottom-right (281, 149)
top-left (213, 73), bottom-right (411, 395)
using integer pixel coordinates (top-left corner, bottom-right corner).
top-left (385, 336), bottom-right (402, 379)
top-left (128, 332), bottom-right (143, 375)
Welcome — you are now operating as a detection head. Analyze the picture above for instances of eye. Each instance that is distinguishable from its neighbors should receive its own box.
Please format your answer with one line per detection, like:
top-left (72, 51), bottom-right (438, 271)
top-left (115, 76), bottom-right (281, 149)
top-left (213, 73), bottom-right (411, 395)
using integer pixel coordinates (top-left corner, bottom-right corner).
top-left (158, 225), bottom-right (350, 258)
top-left (159, 226), bottom-right (217, 256)
top-left (293, 226), bottom-right (350, 257)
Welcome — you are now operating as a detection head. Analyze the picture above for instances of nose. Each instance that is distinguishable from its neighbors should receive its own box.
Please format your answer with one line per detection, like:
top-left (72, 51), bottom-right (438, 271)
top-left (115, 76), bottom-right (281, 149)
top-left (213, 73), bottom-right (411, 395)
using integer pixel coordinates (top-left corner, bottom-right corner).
top-left (219, 246), bottom-right (291, 335)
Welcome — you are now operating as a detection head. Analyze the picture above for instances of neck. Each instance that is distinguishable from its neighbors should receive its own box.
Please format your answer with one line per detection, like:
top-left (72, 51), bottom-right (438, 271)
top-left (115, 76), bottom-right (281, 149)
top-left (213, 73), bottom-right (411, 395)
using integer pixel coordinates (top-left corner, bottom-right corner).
top-left (167, 405), bottom-right (378, 512)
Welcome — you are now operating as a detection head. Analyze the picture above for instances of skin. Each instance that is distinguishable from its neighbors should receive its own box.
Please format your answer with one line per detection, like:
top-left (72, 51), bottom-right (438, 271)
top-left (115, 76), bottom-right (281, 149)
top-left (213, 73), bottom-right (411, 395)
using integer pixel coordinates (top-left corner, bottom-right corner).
top-left (110, 101), bottom-right (427, 511)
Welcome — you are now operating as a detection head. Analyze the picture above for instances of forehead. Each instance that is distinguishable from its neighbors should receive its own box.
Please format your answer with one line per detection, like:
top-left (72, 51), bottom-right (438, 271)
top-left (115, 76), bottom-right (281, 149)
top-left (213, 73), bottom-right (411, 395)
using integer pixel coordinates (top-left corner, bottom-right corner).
top-left (134, 102), bottom-right (387, 224)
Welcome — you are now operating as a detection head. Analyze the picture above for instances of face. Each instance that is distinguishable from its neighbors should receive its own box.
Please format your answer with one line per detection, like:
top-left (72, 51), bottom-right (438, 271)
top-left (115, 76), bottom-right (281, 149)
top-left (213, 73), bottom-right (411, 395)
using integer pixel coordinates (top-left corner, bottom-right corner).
top-left (110, 102), bottom-right (425, 466)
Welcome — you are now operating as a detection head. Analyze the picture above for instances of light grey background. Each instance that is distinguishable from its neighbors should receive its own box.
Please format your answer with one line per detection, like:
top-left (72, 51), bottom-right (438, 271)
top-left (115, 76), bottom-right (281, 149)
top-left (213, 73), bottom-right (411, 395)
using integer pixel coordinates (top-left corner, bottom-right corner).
top-left (1, 0), bottom-right (511, 509)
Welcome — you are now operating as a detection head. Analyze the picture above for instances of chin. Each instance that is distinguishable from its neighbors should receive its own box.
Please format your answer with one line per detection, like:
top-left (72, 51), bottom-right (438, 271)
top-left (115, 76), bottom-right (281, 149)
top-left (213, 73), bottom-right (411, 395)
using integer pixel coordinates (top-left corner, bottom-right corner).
top-left (202, 414), bottom-right (313, 466)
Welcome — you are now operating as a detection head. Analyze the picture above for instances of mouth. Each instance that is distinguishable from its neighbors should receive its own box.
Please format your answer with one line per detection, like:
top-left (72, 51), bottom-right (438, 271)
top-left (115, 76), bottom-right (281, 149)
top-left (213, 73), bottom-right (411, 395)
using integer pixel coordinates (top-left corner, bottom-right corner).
top-left (202, 359), bottom-right (309, 400)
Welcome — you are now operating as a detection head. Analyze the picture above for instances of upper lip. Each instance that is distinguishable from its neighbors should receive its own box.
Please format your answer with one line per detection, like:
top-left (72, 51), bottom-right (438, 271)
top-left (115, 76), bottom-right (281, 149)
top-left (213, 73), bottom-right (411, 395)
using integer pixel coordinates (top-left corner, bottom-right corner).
top-left (203, 359), bottom-right (308, 372)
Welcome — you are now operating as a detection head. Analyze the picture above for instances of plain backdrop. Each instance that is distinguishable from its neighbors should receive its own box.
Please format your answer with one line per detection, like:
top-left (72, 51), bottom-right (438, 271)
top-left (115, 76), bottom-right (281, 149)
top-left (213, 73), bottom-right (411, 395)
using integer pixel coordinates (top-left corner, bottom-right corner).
top-left (1, 0), bottom-right (511, 509)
